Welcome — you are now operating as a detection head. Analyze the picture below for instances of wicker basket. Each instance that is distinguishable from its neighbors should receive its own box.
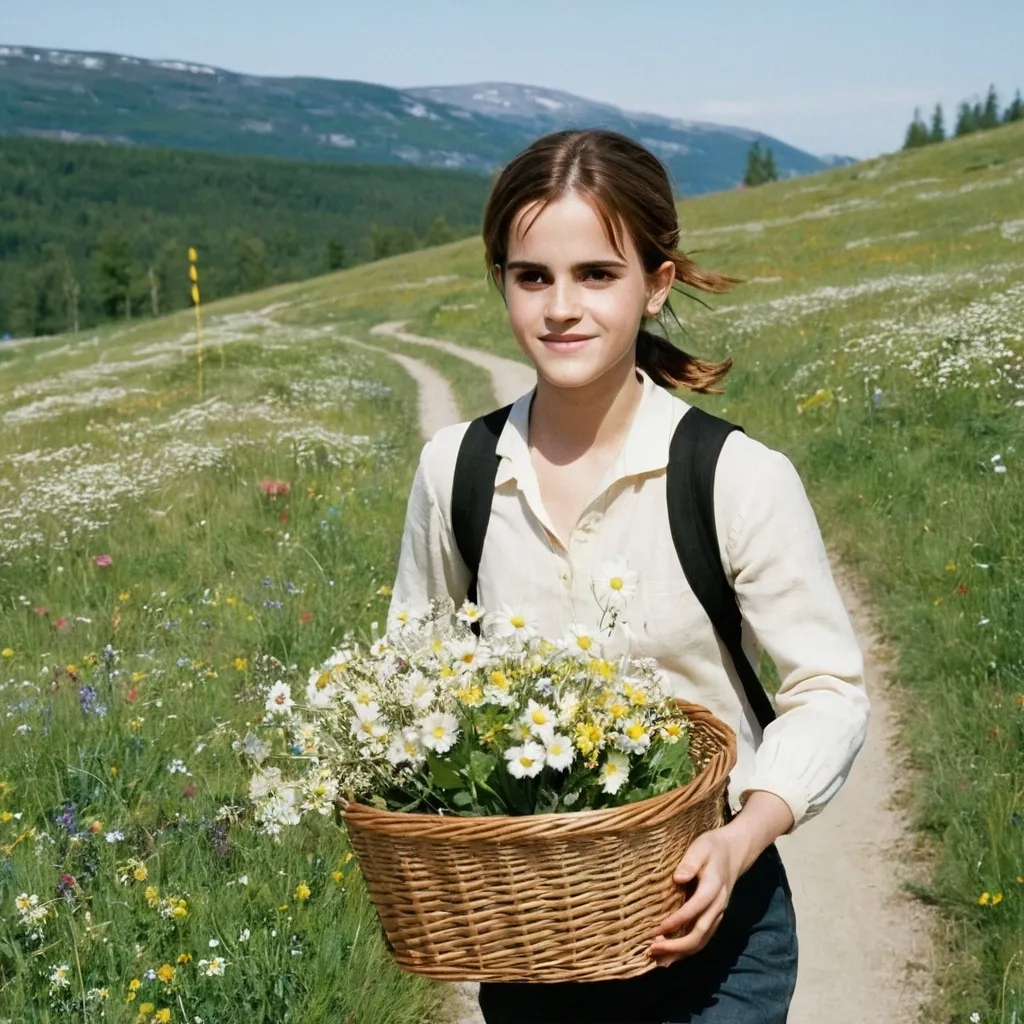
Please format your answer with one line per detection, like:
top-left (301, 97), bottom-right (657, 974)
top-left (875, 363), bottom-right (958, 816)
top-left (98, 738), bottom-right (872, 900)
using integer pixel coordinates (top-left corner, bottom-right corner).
top-left (341, 699), bottom-right (736, 983)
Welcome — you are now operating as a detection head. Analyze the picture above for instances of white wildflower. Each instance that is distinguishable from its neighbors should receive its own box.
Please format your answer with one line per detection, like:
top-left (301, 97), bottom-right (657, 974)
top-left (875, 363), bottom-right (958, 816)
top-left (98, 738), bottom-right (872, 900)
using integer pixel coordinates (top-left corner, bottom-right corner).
top-left (264, 681), bottom-right (294, 717)
top-left (505, 741), bottom-right (546, 779)
top-left (418, 711), bottom-right (459, 753)
top-left (600, 750), bottom-right (631, 794)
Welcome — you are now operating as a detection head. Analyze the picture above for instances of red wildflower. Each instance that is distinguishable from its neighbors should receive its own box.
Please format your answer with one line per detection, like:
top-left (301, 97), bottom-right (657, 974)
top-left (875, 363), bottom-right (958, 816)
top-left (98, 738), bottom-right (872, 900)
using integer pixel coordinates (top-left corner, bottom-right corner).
top-left (54, 617), bottom-right (69, 629)
top-left (299, 610), bottom-right (314, 624)
top-left (956, 584), bottom-right (968, 595)
top-left (125, 687), bottom-right (139, 703)
top-left (33, 606), bottom-right (48, 616)
top-left (258, 480), bottom-right (291, 499)
top-left (280, 508), bottom-right (289, 524)
top-left (91, 554), bottom-right (113, 567)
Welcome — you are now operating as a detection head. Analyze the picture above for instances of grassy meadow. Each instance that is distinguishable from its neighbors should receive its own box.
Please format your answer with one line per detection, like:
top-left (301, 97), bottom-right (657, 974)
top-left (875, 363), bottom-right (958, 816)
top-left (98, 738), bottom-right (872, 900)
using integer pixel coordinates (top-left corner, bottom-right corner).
top-left (1, 120), bottom-right (1023, 1021)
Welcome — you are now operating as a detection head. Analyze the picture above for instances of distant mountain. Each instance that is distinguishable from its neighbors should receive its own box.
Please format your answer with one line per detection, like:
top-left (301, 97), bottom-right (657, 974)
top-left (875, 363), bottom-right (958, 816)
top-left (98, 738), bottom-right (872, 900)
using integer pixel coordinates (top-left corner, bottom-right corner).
top-left (0, 43), bottom-right (848, 195)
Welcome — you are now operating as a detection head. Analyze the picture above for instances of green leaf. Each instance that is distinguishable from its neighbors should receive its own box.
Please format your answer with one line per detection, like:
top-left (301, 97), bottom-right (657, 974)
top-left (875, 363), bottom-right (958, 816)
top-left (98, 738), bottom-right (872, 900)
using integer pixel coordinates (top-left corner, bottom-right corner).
top-left (468, 750), bottom-right (496, 784)
top-left (427, 752), bottom-right (463, 790)
top-left (453, 790), bottom-right (474, 807)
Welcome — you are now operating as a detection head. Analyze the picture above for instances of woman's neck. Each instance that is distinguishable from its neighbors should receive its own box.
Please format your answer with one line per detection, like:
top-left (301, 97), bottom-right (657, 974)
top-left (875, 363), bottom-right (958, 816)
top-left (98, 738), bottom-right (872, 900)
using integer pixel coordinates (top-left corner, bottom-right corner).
top-left (528, 356), bottom-right (643, 464)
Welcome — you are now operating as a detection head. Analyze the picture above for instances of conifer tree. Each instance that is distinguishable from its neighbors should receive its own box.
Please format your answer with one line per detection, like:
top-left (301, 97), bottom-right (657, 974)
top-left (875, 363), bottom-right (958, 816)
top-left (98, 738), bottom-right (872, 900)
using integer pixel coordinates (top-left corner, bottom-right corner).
top-left (929, 104), bottom-right (945, 143)
top-left (1005, 89), bottom-right (1024, 123)
top-left (981, 85), bottom-right (1000, 129)
top-left (742, 142), bottom-right (778, 186)
top-left (954, 101), bottom-right (979, 136)
top-left (904, 108), bottom-right (931, 148)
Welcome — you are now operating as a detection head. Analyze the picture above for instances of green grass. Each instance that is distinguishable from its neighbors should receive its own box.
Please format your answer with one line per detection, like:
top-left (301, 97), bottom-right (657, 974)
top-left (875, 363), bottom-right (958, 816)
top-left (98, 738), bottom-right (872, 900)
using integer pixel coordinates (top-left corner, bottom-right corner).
top-left (2, 120), bottom-right (1024, 1021)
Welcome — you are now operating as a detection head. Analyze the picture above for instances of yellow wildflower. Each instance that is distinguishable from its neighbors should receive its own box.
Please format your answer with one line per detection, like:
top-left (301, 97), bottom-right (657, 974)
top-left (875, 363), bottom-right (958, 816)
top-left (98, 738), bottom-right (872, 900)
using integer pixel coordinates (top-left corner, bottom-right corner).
top-left (574, 722), bottom-right (604, 756)
top-left (129, 979), bottom-right (141, 992)
top-left (295, 881), bottom-right (311, 902)
top-left (992, 892), bottom-right (1004, 905)
top-left (66, 664), bottom-right (78, 675)
top-left (144, 886), bottom-right (159, 906)
top-left (156, 963), bottom-right (174, 984)
top-left (233, 657), bottom-right (247, 671)
top-left (454, 684), bottom-right (484, 706)
top-left (0, 811), bottom-right (12, 823)
top-left (1, 648), bottom-right (14, 658)
top-left (139, 1003), bottom-right (155, 1016)
top-left (119, 591), bottom-right (131, 601)
top-left (154, 1010), bottom-right (172, 1023)
top-left (331, 870), bottom-right (344, 883)
top-left (278, 904), bottom-right (289, 912)
top-left (226, 596), bottom-right (237, 606)
top-left (131, 671), bottom-right (147, 684)
top-left (171, 899), bottom-right (188, 920)
top-left (376, 585), bottom-right (392, 597)
top-left (176, 953), bottom-right (193, 965)
top-left (979, 891), bottom-right (991, 905)
top-left (110, 765), bottom-right (119, 776)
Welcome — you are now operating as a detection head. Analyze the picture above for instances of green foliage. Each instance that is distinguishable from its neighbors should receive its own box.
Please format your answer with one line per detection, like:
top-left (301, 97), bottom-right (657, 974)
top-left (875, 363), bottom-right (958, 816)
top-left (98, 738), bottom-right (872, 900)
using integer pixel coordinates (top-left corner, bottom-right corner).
top-left (903, 108), bottom-right (931, 149)
top-left (0, 135), bottom-right (489, 337)
top-left (928, 103), bottom-right (946, 143)
top-left (743, 141), bottom-right (779, 187)
top-left (1005, 89), bottom-right (1024, 124)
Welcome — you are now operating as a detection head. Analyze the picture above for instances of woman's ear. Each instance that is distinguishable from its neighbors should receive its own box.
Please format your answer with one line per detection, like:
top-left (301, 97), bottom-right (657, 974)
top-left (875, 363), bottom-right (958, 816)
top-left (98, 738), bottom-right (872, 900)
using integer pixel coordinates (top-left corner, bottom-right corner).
top-left (490, 263), bottom-right (506, 302)
top-left (645, 259), bottom-right (676, 317)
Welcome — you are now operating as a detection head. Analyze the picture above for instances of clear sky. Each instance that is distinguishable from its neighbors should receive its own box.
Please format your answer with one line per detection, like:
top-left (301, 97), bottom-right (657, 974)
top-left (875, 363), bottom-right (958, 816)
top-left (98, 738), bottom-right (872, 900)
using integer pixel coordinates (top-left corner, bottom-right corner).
top-left (3, 1), bottom-right (1022, 159)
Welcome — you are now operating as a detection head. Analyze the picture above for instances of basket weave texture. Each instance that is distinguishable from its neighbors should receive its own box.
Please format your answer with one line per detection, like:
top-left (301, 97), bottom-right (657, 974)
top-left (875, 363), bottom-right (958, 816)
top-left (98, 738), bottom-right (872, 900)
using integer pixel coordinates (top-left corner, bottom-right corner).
top-left (342, 700), bottom-right (737, 983)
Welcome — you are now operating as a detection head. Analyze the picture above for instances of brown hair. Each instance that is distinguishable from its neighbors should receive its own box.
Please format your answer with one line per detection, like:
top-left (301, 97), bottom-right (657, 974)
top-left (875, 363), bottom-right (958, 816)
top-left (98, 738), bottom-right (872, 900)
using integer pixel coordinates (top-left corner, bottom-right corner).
top-left (482, 129), bottom-right (738, 393)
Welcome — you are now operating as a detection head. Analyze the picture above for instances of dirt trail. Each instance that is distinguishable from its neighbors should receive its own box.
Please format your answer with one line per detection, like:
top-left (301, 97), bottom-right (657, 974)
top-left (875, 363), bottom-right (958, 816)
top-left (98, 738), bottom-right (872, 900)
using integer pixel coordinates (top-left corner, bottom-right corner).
top-left (370, 322), bottom-right (935, 1024)
top-left (369, 320), bottom-right (536, 407)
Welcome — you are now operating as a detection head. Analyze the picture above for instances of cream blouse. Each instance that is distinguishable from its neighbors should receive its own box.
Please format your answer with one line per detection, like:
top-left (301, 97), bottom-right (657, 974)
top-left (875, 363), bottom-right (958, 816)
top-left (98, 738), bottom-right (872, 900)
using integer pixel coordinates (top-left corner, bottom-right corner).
top-left (387, 368), bottom-right (870, 833)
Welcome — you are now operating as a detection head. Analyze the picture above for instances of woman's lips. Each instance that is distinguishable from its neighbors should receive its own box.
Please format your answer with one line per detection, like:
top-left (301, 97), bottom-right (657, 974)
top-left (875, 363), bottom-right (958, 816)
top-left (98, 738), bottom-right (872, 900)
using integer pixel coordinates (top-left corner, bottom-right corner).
top-left (539, 334), bottom-right (595, 343)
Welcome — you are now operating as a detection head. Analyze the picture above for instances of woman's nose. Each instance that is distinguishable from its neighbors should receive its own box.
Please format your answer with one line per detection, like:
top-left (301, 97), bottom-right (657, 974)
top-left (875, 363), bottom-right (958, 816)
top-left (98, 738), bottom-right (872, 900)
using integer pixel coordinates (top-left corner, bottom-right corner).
top-left (544, 278), bottom-right (582, 322)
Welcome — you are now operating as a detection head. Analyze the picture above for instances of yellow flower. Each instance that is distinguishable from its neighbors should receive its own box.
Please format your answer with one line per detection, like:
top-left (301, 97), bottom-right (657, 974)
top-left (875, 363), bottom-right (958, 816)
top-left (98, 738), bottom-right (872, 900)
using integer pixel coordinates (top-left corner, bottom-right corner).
top-left (294, 882), bottom-right (311, 902)
top-left (233, 657), bottom-right (247, 671)
top-left (156, 963), bottom-right (174, 984)
top-left (454, 684), bottom-right (484, 706)
top-left (89, 819), bottom-right (103, 834)
top-left (1, 648), bottom-right (14, 658)
top-left (110, 764), bottom-right (119, 776)
top-left (992, 892), bottom-right (1004, 905)
top-left (132, 671), bottom-right (147, 684)
top-left (0, 810), bottom-right (12, 823)
top-left (226, 596), bottom-right (238, 606)
top-left (176, 953), bottom-right (193, 964)
top-left (119, 590), bottom-right (131, 601)
top-left (608, 702), bottom-right (629, 720)
top-left (144, 886), bottom-right (159, 906)
top-left (574, 722), bottom-right (604, 756)
top-left (278, 904), bottom-right (289, 912)
top-left (171, 899), bottom-right (188, 920)
top-left (331, 870), bottom-right (344, 884)
top-left (154, 1010), bottom-right (172, 1023)
top-left (139, 1003), bottom-right (155, 1015)
top-left (129, 979), bottom-right (142, 992)
top-left (979, 891), bottom-right (991, 905)
top-left (376, 585), bottom-right (392, 596)
top-left (84, 652), bottom-right (99, 666)
top-left (944, 561), bottom-right (956, 572)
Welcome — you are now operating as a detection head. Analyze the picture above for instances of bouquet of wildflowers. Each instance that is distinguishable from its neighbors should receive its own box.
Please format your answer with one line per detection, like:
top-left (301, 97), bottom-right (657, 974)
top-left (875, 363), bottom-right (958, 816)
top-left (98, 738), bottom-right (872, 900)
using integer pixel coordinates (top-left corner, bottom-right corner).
top-left (245, 565), bottom-right (695, 827)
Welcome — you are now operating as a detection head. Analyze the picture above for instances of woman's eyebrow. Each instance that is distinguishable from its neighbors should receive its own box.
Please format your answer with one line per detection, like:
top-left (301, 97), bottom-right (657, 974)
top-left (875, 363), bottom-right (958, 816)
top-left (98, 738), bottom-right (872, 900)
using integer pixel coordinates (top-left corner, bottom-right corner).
top-left (505, 259), bottom-right (628, 272)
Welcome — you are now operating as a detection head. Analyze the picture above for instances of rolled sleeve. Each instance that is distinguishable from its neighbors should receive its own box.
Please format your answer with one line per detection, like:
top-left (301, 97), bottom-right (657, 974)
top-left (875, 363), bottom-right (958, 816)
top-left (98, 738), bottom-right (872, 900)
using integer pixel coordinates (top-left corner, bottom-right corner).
top-left (722, 441), bottom-right (870, 833)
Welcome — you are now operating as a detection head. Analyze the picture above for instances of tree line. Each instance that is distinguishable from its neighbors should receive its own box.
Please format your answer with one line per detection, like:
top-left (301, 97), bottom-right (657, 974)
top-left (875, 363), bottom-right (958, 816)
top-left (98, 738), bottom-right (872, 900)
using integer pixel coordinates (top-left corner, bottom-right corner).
top-left (742, 142), bottom-right (779, 187)
top-left (904, 85), bottom-right (1024, 149)
top-left (0, 136), bottom-right (492, 338)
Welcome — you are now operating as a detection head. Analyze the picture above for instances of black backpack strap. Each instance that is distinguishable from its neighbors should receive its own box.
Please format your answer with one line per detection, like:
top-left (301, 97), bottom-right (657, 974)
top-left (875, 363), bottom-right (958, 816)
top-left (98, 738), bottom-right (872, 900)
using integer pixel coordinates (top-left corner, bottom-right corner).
top-left (667, 407), bottom-right (777, 733)
top-left (450, 405), bottom-right (514, 631)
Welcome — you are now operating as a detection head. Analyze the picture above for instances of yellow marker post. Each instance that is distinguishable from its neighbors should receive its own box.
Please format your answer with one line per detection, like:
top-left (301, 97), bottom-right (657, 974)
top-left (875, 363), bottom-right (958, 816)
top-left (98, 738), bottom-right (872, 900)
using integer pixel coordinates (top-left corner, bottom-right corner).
top-left (189, 248), bottom-right (204, 397)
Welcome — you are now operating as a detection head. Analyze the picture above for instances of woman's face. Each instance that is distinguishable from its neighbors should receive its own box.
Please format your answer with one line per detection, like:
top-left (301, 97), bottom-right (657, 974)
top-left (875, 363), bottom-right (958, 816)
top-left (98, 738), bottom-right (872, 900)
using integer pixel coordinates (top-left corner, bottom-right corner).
top-left (496, 192), bottom-right (674, 393)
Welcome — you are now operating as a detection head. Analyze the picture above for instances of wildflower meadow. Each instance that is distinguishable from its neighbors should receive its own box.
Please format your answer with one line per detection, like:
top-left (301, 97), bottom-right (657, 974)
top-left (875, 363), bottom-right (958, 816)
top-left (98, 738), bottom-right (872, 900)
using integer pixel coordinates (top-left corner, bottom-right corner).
top-left (2, 120), bottom-right (1024, 1021)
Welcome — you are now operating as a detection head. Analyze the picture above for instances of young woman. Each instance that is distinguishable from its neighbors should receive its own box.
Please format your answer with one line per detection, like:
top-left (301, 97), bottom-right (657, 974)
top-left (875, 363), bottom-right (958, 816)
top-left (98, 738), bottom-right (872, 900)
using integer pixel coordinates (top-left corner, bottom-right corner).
top-left (387, 129), bottom-right (870, 1023)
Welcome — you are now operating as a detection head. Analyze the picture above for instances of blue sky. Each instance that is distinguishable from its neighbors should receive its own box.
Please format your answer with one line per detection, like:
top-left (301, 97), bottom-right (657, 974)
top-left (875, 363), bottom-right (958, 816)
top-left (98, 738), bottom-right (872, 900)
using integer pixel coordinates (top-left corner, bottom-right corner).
top-left (4, 1), bottom-right (1022, 158)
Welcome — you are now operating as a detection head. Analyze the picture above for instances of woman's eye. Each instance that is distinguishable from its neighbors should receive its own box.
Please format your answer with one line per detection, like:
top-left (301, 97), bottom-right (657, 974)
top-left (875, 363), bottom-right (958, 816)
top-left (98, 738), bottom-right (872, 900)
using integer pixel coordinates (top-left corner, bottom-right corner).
top-left (585, 268), bottom-right (613, 282)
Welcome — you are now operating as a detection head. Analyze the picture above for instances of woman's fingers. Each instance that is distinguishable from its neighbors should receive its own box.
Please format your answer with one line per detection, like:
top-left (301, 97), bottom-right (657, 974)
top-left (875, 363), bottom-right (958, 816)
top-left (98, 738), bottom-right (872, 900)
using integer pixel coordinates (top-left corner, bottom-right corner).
top-left (653, 863), bottom-right (722, 939)
top-left (652, 904), bottom-right (726, 966)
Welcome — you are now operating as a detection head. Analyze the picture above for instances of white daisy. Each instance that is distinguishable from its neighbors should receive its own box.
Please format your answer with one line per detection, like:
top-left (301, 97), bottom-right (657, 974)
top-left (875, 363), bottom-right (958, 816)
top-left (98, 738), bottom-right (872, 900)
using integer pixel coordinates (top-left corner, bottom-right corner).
top-left (562, 624), bottom-right (601, 658)
top-left (457, 600), bottom-right (485, 626)
top-left (521, 699), bottom-right (557, 743)
top-left (418, 711), bottom-right (460, 753)
top-left (600, 750), bottom-right (631, 795)
top-left (199, 956), bottom-right (227, 976)
top-left (264, 681), bottom-right (294, 717)
top-left (399, 671), bottom-right (436, 711)
top-left (592, 558), bottom-right (638, 610)
top-left (49, 963), bottom-right (71, 990)
top-left (305, 668), bottom-right (337, 709)
top-left (387, 727), bottom-right (425, 766)
top-left (615, 718), bottom-right (652, 755)
top-left (448, 638), bottom-right (488, 674)
top-left (349, 704), bottom-right (387, 744)
top-left (557, 691), bottom-right (580, 726)
top-left (543, 733), bottom-right (576, 771)
top-left (492, 602), bottom-right (540, 642)
top-left (505, 741), bottom-right (546, 779)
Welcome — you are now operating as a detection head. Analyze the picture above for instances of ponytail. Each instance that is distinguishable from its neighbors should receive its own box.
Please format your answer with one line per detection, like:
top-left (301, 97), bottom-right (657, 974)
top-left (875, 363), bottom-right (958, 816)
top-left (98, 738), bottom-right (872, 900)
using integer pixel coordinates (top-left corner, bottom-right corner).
top-left (636, 249), bottom-right (739, 394)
